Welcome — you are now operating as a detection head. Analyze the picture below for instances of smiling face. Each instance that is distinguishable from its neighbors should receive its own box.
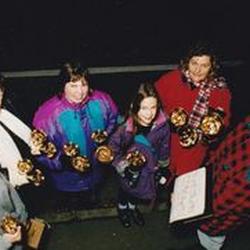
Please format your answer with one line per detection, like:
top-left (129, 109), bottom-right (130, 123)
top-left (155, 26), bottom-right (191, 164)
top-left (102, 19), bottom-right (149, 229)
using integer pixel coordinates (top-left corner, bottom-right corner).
top-left (137, 96), bottom-right (158, 126)
top-left (188, 55), bottom-right (212, 83)
top-left (64, 77), bottom-right (89, 104)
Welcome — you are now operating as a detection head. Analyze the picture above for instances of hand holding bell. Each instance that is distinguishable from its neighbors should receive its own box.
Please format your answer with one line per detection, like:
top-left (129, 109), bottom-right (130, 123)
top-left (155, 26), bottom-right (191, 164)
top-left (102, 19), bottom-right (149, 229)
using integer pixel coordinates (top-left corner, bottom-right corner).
top-left (170, 107), bottom-right (188, 128)
top-left (1, 216), bottom-right (20, 235)
top-left (126, 150), bottom-right (146, 170)
top-left (91, 130), bottom-right (108, 144)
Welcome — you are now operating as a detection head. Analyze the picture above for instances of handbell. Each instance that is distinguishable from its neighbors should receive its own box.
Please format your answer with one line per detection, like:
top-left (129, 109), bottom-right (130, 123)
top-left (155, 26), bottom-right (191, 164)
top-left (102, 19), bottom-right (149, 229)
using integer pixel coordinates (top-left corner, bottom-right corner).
top-left (26, 169), bottom-right (45, 186)
top-left (95, 145), bottom-right (114, 164)
top-left (179, 126), bottom-right (199, 148)
top-left (63, 143), bottom-right (79, 157)
top-left (200, 112), bottom-right (223, 137)
top-left (72, 155), bottom-right (91, 172)
top-left (126, 150), bottom-right (146, 170)
top-left (91, 130), bottom-right (108, 144)
top-left (17, 159), bottom-right (33, 175)
top-left (1, 216), bottom-right (19, 234)
top-left (170, 107), bottom-right (188, 128)
top-left (41, 142), bottom-right (57, 159)
top-left (31, 129), bottom-right (47, 147)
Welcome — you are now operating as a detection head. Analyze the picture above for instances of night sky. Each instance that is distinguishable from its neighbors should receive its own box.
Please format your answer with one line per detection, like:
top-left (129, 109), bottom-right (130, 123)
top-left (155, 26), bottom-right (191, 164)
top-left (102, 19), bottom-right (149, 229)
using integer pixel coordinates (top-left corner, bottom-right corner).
top-left (0, 1), bottom-right (249, 71)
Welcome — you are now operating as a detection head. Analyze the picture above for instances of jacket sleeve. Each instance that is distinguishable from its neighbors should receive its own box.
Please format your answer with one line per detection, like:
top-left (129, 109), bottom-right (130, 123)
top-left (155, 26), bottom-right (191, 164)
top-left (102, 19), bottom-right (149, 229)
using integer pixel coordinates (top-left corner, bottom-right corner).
top-left (157, 123), bottom-right (171, 167)
top-left (32, 106), bottom-right (64, 171)
top-left (102, 92), bottom-right (119, 136)
top-left (108, 126), bottom-right (129, 169)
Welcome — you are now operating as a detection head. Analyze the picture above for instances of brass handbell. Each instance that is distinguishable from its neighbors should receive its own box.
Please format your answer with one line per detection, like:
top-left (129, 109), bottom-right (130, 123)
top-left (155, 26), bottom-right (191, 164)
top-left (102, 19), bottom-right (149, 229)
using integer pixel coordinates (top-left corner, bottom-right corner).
top-left (200, 112), bottom-right (223, 137)
top-left (179, 126), bottom-right (199, 148)
top-left (91, 130), bottom-right (108, 144)
top-left (41, 142), bottom-right (57, 159)
top-left (126, 150), bottom-right (146, 171)
top-left (31, 129), bottom-right (47, 147)
top-left (27, 169), bottom-right (45, 186)
top-left (1, 216), bottom-right (19, 234)
top-left (17, 159), bottom-right (45, 186)
top-left (170, 107), bottom-right (188, 128)
top-left (17, 159), bottom-right (33, 175)
top-left (31, 129), bottom-right (57, 158)
top-left (63, 143), bottom-right (79, 157)
top-left (95, 145), bottom-right (114, 164)
top-left (72, 156), bottom-right (91, 172)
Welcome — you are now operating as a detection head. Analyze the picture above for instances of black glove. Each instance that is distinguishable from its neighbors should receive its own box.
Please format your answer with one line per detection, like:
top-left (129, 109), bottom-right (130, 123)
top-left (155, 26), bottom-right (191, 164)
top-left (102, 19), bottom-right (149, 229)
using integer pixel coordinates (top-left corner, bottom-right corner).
top-left (155, 167), bottom-right (170, 186)
top-left (124, 167), bottom-right (140, 188)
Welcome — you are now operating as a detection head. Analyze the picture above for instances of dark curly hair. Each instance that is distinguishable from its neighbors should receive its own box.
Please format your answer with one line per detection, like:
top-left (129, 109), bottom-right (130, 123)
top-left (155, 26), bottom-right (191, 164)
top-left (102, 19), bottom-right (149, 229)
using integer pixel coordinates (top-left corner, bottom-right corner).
top-left (180, 41), bottom-right (219, 80)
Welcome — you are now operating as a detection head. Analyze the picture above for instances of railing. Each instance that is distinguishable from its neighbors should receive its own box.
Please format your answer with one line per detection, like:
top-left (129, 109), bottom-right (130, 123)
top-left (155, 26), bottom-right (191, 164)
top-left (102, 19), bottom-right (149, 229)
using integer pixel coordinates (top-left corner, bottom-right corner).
top-left (2, 60), bottom-right (244, 78)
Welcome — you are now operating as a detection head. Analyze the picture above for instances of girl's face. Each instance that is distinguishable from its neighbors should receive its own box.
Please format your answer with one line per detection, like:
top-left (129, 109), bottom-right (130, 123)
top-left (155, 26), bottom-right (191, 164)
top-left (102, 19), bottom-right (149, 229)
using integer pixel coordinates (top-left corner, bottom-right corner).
top-left (64, 77), bottom-right (89, 104)
top-left (188, 55), bottom-right (212, 82)
top-left (137, 97), bottom-right (158, 126)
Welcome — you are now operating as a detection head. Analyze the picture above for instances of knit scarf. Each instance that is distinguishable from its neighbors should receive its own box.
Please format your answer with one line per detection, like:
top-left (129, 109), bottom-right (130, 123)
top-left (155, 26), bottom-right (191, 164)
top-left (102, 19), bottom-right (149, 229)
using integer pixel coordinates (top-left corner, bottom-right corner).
top-left (184, 71), bottom-right (226, 129)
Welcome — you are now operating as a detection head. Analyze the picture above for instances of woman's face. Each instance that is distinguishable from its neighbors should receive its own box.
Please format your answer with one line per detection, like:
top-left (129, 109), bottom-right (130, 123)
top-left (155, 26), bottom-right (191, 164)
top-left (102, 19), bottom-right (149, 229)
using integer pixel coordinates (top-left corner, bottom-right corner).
top-left (188, 55), bottom-right (212, 82)
top-left (0, 89), bottom-right (4, 108)
top-left (64, 77), bottom-right (89, 104)
top-left (137, 97), bottom-right (158, 126)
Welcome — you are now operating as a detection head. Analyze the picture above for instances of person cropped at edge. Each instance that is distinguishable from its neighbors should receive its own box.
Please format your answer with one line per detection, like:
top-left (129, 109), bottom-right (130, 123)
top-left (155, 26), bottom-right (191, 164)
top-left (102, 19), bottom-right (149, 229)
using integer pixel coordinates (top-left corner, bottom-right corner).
top-left (0, 73), bottom-right (43, 216)
top-left (108, 83), bottom-right (170, 228)
top-left (155, 42), bottom-right (231, 177)
top-left (0, 171), bottom-right (28, 250)
top-left (32, 61), bottom-right (119, 210)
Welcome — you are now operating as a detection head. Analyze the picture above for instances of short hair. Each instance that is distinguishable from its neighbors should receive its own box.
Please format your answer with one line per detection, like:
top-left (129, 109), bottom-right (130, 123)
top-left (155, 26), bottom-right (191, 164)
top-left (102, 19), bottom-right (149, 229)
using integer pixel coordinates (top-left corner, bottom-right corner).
top-left (57, 61), bottom-right (90, 94)
top-left (180, 41), bottom-right (219, 79)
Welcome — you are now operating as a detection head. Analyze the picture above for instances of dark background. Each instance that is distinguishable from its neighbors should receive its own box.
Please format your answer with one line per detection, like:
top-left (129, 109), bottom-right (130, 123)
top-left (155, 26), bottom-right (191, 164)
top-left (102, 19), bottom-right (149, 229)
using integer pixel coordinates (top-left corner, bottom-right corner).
top-left (0, 1), bottom-right (249, 126)
top-left (0, 1), bottom-right (249, 70)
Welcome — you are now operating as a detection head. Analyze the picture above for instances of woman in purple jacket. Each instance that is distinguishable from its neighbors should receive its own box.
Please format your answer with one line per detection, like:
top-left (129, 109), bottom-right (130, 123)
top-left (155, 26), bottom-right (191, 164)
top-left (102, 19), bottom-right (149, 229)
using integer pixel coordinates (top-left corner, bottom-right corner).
top-left (108, 83), bottom-right (170, 228)
top-left (32, 61), bottom-right (119, 210)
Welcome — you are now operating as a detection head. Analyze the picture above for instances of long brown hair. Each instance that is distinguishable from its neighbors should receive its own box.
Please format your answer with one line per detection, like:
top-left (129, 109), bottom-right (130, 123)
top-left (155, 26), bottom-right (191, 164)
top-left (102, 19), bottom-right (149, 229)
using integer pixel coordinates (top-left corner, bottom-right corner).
top-left (129, 82), bottom-right (161, 130)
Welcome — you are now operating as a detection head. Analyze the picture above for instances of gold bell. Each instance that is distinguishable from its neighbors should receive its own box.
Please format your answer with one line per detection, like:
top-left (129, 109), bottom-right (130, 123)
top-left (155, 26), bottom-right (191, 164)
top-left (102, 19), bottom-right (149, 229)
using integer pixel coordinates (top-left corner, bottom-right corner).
top-left (200, 112), bottom-right (223, 136)
top-left (31, 129), bottom-right (47, 147)
top-left (170, 107), bottom-right (188, 128)
top-left (91, 130), bottom-right (108, 144)
top-left (27, 169), bottom-right (45, 186)
top-left (126, 150), bottom-right (146, 169)
top-left (95, 145), bottom-right (114, 164)
top-left (17, 159), bottom-right (33, 175)
top-left (63, 143), bottom-right (79, 157)
top-left (179, 126), bottom-right (199, 148)
top-left (72, 156), bottom-right (91, 172)
top-left (1, 216), bottom-right (19, 234)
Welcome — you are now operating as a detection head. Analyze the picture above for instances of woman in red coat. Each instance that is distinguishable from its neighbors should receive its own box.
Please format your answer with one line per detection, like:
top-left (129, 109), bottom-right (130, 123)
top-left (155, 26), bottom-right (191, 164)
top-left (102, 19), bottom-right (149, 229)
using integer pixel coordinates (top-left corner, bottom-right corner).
top-left (155, 43), bottom-right (232, 177)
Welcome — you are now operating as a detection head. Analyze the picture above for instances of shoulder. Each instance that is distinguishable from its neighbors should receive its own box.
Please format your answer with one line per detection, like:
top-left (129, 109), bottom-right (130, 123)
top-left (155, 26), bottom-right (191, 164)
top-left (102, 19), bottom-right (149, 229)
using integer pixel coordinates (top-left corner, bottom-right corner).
top-left (33, 95), bottom-right (62, 123)
top-left (155, 69), bottom-right (182, 90)
top-left (90, 90), bottom-right (114, 102)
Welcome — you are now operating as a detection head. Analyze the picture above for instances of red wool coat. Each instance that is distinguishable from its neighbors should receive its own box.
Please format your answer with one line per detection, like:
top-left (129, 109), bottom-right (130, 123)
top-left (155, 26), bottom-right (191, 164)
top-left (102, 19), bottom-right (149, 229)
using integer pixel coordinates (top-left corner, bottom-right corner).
top-left (155, 70), bottom-right (231, 176)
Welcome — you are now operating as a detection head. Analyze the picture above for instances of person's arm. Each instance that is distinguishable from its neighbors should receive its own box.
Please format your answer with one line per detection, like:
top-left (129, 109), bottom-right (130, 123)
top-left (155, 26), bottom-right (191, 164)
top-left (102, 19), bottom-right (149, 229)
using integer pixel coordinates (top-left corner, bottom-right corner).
top-left (108, 126), bottom-right (130, 176)
top-left (32, 106), bottom-right (64, 171)
top-left (102, 92), bottom-right (119, 136)
top-left (1, 226), bottom-right (22, 249)
top-left (155, 123), bottom-right (172, 185)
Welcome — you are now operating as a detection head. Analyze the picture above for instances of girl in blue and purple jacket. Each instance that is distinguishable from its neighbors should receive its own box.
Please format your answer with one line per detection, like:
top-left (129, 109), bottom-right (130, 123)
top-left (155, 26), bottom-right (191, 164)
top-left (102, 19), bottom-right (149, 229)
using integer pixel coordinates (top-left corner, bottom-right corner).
top-left (108, 83), bottom-right (171, 228)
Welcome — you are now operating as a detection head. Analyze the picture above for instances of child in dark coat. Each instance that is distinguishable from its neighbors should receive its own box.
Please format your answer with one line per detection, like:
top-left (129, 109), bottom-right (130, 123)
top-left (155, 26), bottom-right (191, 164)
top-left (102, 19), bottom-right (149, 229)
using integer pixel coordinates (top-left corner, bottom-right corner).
top-left (108, 83), bottom-right (171, 227)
